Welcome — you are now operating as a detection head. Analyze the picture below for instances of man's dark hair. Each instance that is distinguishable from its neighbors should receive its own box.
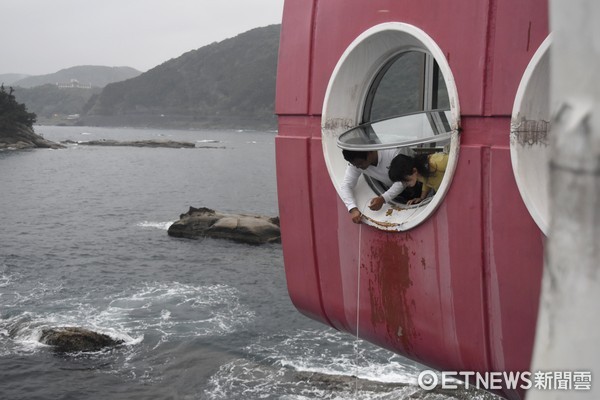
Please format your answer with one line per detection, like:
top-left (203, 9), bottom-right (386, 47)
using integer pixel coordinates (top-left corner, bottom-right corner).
top-left (342, 150), bottom-right (369, 163)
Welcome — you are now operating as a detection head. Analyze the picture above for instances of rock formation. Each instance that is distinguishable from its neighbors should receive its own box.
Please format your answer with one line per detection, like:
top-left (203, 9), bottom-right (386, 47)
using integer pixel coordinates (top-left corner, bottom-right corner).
top-left (70, 139), bottom-right (199, 148)
top-left (0, 123), bottom-right (64, 150)
top-left (168, 207), bottom-right (281, 245)
top-left (39, 327), bottom-right (123, 353)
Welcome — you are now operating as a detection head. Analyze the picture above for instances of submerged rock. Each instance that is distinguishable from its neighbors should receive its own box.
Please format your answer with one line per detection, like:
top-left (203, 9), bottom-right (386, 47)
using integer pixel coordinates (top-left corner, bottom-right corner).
top-left (70, 139), bottom-right (198, 148)
top-left (294, 371), bottom-right (404, 392)
top-left (40, 327), bottom-right (123, 353)
top-left (168, 207), bottom-right (281, 245)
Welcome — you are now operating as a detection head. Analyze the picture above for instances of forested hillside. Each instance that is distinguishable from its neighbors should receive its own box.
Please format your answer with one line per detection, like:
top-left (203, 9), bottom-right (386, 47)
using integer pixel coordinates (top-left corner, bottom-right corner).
top-left (14, 84), bottom-right (101, 121)
top-left (12, 66), bottom-right (141, 88)
top-left (83, 25), bottom-right (280, 129)
top-left (0, 74), bottom-right (29, 85)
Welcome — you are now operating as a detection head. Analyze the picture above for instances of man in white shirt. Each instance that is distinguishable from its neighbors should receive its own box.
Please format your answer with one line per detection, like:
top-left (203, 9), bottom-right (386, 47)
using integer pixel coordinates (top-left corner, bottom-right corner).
top-left (340, 149), bottom-right (407, 224)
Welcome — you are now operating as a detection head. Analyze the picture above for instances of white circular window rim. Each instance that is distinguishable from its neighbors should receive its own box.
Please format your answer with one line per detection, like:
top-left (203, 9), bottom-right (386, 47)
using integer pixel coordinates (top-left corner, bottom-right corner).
top-left (510, 35), bottom-right (551, 235)
top-left (321, 22), bottom-right (460, 231)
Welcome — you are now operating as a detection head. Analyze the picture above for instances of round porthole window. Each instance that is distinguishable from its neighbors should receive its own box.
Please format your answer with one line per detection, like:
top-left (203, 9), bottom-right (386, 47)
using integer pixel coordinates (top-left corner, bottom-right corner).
top-left (510, 36), bottom-right (551, 235)
top-left (322, 23), bottom-right (460, 231)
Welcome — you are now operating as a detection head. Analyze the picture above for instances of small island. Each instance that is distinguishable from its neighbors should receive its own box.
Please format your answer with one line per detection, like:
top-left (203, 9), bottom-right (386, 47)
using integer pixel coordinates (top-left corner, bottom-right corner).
top-left (0, 84), bottom-right (63, 150)
top-left (63, 139), bottom-right (200, 149)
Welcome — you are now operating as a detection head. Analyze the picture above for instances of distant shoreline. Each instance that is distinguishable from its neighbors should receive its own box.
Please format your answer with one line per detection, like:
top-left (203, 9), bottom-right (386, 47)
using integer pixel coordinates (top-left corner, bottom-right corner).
top-left (36, 114), bottom-right (278, 132)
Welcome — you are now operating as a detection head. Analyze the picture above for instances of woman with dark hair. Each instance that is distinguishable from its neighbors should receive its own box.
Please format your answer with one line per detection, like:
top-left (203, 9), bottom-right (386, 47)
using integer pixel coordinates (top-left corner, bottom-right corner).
top-left (389, 152), bottom-right (449, 205)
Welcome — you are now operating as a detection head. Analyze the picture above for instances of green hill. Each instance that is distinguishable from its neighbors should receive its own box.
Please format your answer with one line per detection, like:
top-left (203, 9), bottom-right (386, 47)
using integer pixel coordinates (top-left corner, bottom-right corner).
top-left (83, 24), bottom-right (280, 130)
top-left (0, 73), bottom-right (30, 85)
top-left (13, 84), bottom-right (101, 122)
top-left (10, 66), bottom-right (140, 125)
top-left (12, 66), bottom-right (141, 88)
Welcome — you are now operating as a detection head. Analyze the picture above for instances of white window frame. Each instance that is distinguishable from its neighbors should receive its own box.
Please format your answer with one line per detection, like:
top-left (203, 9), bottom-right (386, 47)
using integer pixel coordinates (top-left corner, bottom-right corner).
top-left (321, 23), bottom-right (461, 231)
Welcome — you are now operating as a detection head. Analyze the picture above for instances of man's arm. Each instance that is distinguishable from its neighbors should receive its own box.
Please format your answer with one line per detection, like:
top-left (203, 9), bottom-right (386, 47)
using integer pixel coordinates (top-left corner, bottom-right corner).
top-left (340, 165), bottom-right (361, 211)
top-left (381, 181), bottom-right (405, 203)
top-left (340, 166), bottom-right (363, 223)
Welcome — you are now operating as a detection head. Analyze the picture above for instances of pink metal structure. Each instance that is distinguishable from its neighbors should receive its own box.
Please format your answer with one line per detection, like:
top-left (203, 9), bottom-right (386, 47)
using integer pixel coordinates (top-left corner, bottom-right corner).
top-left (275, 1), bottom-right (549, 398)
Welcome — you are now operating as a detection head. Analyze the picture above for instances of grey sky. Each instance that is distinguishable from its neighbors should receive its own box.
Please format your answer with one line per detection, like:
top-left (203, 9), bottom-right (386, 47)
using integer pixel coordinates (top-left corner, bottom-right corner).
top-left (2, 0), bottom-right (284, 75)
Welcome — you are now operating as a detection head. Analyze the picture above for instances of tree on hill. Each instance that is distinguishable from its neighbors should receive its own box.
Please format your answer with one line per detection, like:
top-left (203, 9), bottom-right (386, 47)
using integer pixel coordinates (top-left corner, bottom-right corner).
top-left (0, 84), bottom-right (37, 129)
top-left (0, 84), bottom-right (63, 150)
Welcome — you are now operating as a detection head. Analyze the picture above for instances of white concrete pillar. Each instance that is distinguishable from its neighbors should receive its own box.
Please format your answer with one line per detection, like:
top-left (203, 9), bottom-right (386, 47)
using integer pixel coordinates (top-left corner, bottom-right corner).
top-left (528, 1), bottom-right (600, 399)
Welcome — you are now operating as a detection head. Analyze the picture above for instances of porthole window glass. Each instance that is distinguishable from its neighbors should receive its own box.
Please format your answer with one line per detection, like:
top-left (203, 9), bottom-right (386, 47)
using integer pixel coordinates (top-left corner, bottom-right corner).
top-left (365, 51), bottom-right (425, 121)
top-left (337, 51), bottom-right (453, 209)
top-left (434, 67), bottom-right (450, 110)
top-left (337, 110), bottom-right (453, 151)
top-left (321, 23), bottom-right (460, 231)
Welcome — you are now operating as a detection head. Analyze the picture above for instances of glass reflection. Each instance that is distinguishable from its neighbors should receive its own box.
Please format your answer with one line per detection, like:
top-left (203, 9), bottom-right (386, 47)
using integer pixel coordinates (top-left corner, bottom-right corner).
top-left (337, 109), bottom-right (452, 150)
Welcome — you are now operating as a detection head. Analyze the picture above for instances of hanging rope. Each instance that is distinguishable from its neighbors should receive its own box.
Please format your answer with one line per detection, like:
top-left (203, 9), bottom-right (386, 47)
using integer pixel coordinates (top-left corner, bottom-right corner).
top-left (354, 221), bottom-right (362, 397)
top-left (353, 198), bottom-right (370, 397)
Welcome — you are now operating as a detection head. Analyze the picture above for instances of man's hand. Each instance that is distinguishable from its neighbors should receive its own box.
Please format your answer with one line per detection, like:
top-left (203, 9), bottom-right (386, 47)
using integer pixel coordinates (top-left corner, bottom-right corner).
top-left (349, 208), bottom-right (362, 224)
top-left (368, 196), bottom-right (385, 211)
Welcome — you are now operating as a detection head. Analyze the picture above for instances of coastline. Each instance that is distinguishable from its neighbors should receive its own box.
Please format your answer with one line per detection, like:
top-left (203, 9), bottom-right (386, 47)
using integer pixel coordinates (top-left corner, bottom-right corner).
top-left (0, 123), bottom-right (64, 150)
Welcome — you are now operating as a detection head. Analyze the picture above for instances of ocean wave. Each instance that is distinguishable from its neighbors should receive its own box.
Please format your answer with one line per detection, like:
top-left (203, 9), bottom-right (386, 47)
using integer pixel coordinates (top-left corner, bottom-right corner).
top-left (275, 329), bottom-right (419, 384)
top-left (0, 273), bottom-right (14, 288)
top-left (0, 309), bottom-right (142, 355)
top-left (0, 281), bottom-right (252, 357)
top-left (197, 139), bottom-right (220, 143)
top-left (203, 329), bottom-right (499, 399)
top-left (203, 358), bottom-right (418, 400)
top-left (136, 221), bottom-right (173, 230)
top-left (102, 281), bottom-right (254, 340)
top-left (203, 329), bottom-right (422, 399)
top-left (0, 280), bottom-right (62, 309)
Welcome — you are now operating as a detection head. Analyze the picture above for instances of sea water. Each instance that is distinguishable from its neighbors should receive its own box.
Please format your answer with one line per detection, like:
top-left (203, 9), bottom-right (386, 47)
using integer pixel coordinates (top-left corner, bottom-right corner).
top-left (0, 126), bottom-right (496, 399)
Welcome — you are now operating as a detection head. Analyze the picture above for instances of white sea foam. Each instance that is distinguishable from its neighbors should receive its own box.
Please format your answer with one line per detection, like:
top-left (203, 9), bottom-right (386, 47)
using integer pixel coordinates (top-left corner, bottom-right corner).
top-left (204, 357), bottom-right (417, 400)
top-left (0, 273), bottom-right (12, 288)
top-left (0, 280), bottom-right (250, 356)
top-left (137, 221), bottom-right (173, 230)
top-left (160, 309), bottom-right (171, 321)
top-left (274, 330), bottom-right (419, 385)
top-left (0, 280), bottom-right (62, 308)
top-left (203, 329), bottom-right (422, 400)
top-left (197, 139), bottom-right (220, 143)
top-left (102, 281), bottom-right (255, 340)
top-left (0, 307), bottom-right (143, 354)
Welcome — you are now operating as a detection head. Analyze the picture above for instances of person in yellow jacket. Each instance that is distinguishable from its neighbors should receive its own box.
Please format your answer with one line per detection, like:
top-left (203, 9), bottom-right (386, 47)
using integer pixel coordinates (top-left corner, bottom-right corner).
top-left (388, 152), bottom-right (448, 205)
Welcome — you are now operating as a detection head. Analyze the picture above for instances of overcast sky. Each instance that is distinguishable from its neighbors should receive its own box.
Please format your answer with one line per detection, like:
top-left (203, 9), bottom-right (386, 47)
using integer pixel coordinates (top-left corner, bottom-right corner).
top-left (2, 0), bottom-right (284, 76)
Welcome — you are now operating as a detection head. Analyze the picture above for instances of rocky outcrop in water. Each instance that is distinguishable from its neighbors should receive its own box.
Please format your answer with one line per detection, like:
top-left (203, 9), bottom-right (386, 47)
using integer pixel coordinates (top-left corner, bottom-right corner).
top-left (168, 207), bottom-right (281, 245)
top-left (39, 327), bottom-right (123, 353)
top-left (294, 371), bottom-right (404, 392)
top-left (65, 139), bottom-right (198, 148)
top-left (0, 123), bottom-right (64, 150)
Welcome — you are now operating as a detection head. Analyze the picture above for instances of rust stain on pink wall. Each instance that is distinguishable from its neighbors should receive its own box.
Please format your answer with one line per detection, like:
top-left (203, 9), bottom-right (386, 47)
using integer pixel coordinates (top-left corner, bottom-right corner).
top-left (367, 235), bottom-right (416, 353)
